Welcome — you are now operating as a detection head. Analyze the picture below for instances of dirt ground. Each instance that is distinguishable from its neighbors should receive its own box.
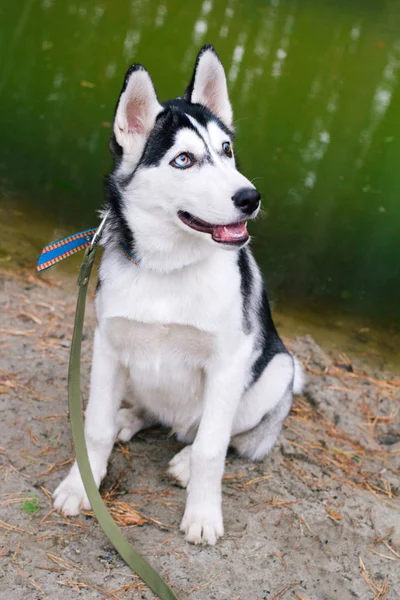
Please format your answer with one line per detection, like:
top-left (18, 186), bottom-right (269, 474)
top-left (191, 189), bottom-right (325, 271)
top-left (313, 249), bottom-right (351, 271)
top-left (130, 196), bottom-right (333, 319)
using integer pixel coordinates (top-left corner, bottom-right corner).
top-left (0, 268), bottom-right (399, 600)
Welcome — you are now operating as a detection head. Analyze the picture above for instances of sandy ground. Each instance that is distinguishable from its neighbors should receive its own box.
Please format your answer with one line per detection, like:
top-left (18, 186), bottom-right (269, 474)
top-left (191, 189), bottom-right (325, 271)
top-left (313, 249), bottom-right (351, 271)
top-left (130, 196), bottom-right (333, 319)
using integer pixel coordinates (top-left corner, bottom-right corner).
top-left (0, 268), bottom-right (399, 600)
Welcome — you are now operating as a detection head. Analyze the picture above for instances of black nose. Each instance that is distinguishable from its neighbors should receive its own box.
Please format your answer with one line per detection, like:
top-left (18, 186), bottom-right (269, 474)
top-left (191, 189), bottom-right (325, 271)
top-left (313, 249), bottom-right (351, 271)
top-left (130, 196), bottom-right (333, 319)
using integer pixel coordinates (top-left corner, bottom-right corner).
top-left (232, 188), bottom-right (261, 215)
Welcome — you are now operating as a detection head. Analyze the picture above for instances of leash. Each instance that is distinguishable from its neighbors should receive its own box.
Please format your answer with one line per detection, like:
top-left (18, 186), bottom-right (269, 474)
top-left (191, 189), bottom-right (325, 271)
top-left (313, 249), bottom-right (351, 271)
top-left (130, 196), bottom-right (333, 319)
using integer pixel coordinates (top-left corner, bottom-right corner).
top-left (37, 215), bottom-right (179, 600)
top-left (36, 212), bottom-right (140, 272)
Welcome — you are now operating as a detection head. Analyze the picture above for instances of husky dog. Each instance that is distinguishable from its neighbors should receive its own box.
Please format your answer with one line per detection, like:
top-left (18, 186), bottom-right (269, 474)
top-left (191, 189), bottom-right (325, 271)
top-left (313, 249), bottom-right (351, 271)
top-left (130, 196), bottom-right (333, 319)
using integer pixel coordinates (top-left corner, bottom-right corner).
top-left (54, 45), bottom-right (303, 545)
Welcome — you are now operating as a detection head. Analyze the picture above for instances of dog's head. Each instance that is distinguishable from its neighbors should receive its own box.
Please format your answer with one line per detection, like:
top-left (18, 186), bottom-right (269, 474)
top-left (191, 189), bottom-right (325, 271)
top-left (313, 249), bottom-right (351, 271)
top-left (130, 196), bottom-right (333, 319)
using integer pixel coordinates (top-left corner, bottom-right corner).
top-left (108, 44), bottom-right (261, 270)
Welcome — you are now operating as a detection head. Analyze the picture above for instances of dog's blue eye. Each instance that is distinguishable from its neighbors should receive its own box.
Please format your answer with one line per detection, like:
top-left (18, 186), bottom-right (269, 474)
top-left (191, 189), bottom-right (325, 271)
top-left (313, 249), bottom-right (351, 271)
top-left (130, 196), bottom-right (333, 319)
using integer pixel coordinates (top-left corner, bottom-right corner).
top-left (222, 141), bottom-right (232, 156)
top-left (171, 153), bottom-right (192, 169)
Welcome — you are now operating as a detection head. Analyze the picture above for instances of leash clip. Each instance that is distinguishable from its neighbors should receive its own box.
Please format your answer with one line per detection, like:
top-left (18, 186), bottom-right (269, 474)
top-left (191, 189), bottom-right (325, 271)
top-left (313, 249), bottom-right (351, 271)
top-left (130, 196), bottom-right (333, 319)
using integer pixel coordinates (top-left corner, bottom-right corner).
top-left (78, 212), bottom-right (109, 287)
top-left (89, 211), bottom-right (109, 251)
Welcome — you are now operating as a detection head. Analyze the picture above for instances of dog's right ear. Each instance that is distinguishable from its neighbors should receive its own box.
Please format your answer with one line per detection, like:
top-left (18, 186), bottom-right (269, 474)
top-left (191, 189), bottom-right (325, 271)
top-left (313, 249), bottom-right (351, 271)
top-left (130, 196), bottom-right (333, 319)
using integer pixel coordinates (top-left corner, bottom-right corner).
top-left (113, 65), bottom-right (162, 161)
top-left (184, 45), bottom-right (233, 128)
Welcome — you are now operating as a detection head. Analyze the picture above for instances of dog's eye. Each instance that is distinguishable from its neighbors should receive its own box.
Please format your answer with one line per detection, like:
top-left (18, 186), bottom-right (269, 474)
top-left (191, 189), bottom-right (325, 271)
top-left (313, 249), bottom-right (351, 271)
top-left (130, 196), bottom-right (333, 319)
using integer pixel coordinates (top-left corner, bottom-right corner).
top-left (222, 141), bottom-right (232, 157)
top-left (171, 153), bottom-right (193, 169)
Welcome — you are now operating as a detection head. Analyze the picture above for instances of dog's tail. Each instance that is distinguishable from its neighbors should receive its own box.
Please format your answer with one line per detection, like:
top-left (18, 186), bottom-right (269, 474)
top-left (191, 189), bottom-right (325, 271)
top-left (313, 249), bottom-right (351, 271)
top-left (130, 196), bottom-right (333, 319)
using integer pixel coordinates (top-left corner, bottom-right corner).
top-left (292, 356), bottom-right (305, 396)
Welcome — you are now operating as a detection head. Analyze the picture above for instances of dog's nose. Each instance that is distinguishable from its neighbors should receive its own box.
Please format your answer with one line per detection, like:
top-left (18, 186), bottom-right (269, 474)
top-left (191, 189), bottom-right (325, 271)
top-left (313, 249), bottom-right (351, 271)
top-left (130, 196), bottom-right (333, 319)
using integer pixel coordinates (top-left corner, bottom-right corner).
top-left (232, 188), bottom-right (261, 215)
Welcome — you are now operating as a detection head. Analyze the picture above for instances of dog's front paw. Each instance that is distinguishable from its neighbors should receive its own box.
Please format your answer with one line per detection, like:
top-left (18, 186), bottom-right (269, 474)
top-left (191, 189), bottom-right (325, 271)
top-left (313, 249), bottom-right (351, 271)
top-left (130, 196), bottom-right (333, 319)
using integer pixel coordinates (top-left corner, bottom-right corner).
top-left (181, 501), bottom-right (224, 545)
top-left (167, 446), bottom-right (191, 488)
top-left (53, 461), bottom-right (104, 516)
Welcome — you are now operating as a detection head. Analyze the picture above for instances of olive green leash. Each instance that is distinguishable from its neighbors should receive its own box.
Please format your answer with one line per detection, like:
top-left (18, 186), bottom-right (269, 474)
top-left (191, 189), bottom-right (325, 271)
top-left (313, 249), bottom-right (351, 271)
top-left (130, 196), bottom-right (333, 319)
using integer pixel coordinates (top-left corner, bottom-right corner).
top-left (68, 237), bottom-right (179, 600)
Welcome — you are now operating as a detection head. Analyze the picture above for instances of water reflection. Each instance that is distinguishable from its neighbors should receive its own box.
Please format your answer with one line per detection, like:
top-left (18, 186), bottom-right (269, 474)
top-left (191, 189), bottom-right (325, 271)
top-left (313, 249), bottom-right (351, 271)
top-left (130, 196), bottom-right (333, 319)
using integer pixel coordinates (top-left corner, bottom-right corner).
top-left (123, 30), bottom-right (141, 61)
top-left (228, 32), bottom-right (247, 86)
top-left (181, 0), bottom-right (214, 70)
top-left (193, 1), bottom-right (213, 46)
top-left (357, 39), bottom-right (400, 166)
top-left (271, 13), bottom-right (295, 79)
top-left (219, 1), bottom-right (236, 39)
top-left (154, 2), bottom-right (167, 28)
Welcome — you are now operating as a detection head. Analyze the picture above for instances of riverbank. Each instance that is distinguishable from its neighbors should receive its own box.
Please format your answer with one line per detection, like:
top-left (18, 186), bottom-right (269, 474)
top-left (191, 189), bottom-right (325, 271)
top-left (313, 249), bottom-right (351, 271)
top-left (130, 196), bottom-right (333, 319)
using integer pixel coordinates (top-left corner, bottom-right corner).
top-left (0, 268), bottom-right (399, 600)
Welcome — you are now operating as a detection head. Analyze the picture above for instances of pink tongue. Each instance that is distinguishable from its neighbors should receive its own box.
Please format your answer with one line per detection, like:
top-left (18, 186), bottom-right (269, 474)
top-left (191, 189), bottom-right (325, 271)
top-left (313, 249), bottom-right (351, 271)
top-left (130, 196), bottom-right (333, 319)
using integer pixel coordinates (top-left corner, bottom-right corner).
top-left (212, 222), bottom-right (248, 242)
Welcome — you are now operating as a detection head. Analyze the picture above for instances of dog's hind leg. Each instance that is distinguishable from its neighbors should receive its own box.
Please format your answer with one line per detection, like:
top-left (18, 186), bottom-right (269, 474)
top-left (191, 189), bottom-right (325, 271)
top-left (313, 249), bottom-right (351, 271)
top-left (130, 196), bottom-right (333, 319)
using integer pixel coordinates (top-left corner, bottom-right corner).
top-left (231, 390), bottom-right (292, 461)
top-left (116, 406), bottom-right (156, 442)
top-left (230, 351), bottom-right (303, 461)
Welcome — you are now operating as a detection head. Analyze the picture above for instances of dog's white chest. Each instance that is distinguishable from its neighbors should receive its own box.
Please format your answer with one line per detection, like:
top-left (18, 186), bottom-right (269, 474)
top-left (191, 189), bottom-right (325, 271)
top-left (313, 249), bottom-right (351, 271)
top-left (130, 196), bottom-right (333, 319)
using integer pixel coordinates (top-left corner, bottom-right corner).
top-left (106, 317), bottom-right (214, 428)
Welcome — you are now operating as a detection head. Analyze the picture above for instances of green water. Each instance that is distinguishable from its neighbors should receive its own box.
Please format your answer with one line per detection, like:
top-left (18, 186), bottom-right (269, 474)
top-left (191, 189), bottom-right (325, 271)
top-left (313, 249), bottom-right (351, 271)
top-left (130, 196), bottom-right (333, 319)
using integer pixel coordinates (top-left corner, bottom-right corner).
top-left (1, 0), bottom-right (400, 362)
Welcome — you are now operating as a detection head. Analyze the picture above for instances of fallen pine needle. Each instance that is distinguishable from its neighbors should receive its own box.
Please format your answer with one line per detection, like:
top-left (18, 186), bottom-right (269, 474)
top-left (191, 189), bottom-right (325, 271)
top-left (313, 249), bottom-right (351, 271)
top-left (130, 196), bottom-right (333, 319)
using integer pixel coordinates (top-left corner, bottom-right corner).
top-left (0, 496), bottom-right (39, 507)
top-left (100, 581), bottom-right (142, 599)
top-left (188, 573), bottom-right (222, 594)
top-left (40, 508), bottom-right (54, 525)
top-left (271, 581), bottom-right (301, 600)
top-left (0, 519), bottom-right (34, 535)
top-left (382, 540), bottom-right (400, 559)
top-left (16, 311), bottom-right (43, 325)
top-left (37, 457), bottom-right (73, 477)
top-left (0, 328), bottom-right (37, 336)
top-left (265, 495), bottom-right (298, 508)
top-left (369, 547), bottom-right (399, 561)
top-left (244, 475), bottom-right (272, 486)
top-left (13, 565), bottom-right (44, 593)
top-left (359, 556), bottom-right (389, 599)
top-left (326, 508), bottom-right (342, 521)
top-left (39, 486), bottom-right (53, 502)
top-left (56, 580), bottom-right (92, 592)
top-left (47, 553), bottom-right (85, 573)
top-left (296, 514), bottom-right (313, 535)
top-left (222, 472), bottom-right (247, 480)
top-left (33, 414), bottom-right (68, 422)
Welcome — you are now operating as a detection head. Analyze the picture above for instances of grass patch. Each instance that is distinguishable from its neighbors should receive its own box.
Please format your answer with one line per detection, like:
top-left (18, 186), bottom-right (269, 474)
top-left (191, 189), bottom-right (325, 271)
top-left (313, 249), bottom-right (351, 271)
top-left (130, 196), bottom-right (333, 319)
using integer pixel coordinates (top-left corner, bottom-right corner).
top-left (21, 494), bottom-right (40, 515)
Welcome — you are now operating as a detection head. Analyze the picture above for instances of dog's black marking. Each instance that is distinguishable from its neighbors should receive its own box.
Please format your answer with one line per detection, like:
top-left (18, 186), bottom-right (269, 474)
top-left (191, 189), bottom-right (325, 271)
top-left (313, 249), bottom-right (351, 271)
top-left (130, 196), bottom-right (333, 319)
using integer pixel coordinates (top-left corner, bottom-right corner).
top-left (139, 99), bottom-right (233, 170)
top-left (139, 103), bottom-right (216, 169)
top-left (238, 248), bottom-right (253, 335)
top-left (250, 289), bottom-right (288, 386)
top-left (105, 174), bottom-right (136, 251)
top-left (167, 98), bottom-right (233, 139)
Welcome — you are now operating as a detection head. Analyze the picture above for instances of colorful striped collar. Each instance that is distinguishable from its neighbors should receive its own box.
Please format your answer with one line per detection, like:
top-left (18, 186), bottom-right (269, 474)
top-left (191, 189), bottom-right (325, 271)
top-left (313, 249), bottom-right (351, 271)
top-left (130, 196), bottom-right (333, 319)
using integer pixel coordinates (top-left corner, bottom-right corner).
top-left (36, 227), bottom-right (139, 273)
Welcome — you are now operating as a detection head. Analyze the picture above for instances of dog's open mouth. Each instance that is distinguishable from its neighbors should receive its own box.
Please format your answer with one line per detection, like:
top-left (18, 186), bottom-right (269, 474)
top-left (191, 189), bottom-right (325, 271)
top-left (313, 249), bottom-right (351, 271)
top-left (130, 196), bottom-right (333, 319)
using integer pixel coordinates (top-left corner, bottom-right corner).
top-left (178, 211), bottom-right (249, 245)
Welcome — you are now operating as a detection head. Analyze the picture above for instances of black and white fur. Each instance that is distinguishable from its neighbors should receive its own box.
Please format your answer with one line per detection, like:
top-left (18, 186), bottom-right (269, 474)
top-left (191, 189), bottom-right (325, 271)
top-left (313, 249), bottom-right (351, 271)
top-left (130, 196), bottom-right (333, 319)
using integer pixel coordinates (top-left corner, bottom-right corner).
top-left (54, 45), bottom-right (304, 546)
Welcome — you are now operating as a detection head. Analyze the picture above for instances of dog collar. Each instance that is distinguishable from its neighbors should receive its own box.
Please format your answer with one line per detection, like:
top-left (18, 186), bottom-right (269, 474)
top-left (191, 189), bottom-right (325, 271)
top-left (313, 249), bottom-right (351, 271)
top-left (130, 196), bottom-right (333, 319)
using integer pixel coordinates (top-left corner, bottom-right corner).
top-left (36, 221), bottom-right (139, 273)
top-left (120, 242), bottom-right (141, 266)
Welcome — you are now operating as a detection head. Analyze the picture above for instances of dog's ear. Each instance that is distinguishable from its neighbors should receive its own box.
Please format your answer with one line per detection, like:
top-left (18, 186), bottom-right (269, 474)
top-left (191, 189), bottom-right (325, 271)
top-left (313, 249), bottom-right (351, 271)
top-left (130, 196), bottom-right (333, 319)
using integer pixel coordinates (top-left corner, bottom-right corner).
top-left (185, 45), bottom-right (233, 128)
top-left (113, 65), bottom-right (162, 160)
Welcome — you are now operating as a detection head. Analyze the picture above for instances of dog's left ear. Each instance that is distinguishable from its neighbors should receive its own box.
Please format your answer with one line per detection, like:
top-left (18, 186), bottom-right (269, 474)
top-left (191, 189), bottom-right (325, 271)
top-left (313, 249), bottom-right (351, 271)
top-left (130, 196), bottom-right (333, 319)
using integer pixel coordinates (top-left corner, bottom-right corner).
top-left (113, 64), bottom-right (162, 161)
top-left (185, 45), bottom-right (233, 128)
